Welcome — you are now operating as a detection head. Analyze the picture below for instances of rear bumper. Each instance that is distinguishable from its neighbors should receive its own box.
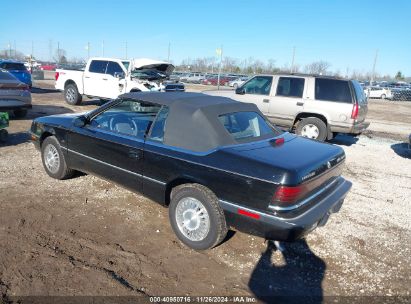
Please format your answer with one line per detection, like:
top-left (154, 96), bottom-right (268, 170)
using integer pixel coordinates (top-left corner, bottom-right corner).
top-left (350, 121), bottom-right (370, 134)
top-left (220, 177), bottom-right (352, 241)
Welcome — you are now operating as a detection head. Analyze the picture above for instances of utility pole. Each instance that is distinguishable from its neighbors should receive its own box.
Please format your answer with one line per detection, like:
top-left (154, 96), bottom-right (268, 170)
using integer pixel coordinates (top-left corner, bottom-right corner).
top-left (370, 49), bottom-right (378, 85)
top-left (125, 41), bottom-right (128, 59)
top-left (291, 46), bottom-right (296, 73)
top-left (57, 41), bottom-right (60, 63)
top-left (102, 40), bottom-right (105, 57)
top-left (216, 45), bottom-right (223, 90)
top-left (13, 40), bottom-right (16, 58)
top-left (48, 39), bottom-right (53, 62)
top-left (167, 42), bottom-right (171, 62)
top-left (8, 42), bottom-right (11, 58)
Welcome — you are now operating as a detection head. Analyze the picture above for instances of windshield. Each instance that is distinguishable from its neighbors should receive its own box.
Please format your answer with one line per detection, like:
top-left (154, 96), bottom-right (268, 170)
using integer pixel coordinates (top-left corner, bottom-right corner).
top-left (219, 111), bottom-right (283, 142)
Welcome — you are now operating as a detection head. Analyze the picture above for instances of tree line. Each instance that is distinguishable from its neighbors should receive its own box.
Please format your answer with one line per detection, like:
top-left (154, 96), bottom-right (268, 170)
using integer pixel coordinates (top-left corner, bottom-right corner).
top-left (0, 48), bottom-right (407, 81)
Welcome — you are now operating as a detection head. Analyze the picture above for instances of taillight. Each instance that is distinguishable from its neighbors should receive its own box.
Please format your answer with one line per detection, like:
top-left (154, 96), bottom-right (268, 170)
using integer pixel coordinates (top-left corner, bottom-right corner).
top-left (55, 72), bottom-right (59, 81)
top-left (272, 185), bottom-right (305, 205)
top-left (351, 103), bottom-right (359, 120)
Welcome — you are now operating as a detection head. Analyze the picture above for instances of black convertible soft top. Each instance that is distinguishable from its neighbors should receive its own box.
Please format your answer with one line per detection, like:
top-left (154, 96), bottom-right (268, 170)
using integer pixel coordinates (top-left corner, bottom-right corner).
top-left (120, 92), bottom-right (265, 152)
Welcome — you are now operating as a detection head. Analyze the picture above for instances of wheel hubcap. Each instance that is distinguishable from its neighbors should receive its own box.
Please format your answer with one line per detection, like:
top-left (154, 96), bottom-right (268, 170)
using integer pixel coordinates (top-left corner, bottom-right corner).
top-left (175, 197), bottom-right (210, 242)
top-left (301, 124), bottom-right (319, 139)
top-left (66, 88), bottom-right (76, 102)
top-left (44, 144), bottom-right (60, 174)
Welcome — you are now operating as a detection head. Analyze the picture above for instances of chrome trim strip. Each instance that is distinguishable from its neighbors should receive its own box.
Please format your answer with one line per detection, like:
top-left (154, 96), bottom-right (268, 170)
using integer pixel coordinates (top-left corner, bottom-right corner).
top-left (268, 177), bottom-right (341, 212)
top-left (66, 148), bottom-right (166, 186)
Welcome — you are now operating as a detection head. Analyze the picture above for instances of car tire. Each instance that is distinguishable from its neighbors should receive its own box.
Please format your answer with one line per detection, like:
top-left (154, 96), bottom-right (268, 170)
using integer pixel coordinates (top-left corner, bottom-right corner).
top-left (13, 109), bottom-right (28, 119)
top-left (381, 94), bottom-right (386, 100)
top-left (41, 136), bottom-right (74, 180)
top-left (233, 83), bottom-right (238, 89)
top-left (295, 117), bottom-right (327, 141)
top-left (64, 83), bottom-right (82, 105)
top-left (169, 183), bottom-right (228, 250)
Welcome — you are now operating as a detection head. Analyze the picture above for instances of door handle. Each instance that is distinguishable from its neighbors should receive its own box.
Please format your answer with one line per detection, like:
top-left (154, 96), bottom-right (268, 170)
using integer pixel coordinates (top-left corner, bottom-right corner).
top-left (263, 99), bottom-right (270, 103)
top-left (85, 76), bottom-right (90, 79)
top-left (102, 78), bottom-right (108, 80)
top-left (128, 150), bottom-right (141, 160)
top-left (296, 102), bottom-right (304, 106)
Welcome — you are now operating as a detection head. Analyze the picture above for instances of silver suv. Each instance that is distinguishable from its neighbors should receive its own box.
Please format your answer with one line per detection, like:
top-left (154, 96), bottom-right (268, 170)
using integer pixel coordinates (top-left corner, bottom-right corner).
top-left (209, 73), bottom-right (369, 141)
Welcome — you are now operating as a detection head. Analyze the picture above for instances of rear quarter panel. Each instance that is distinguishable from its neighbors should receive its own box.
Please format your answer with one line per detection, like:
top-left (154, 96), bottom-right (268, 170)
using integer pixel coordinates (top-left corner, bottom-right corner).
top-left (142, 142), bottom-right (278, 212)
top-left (55, 69), bottom-right (85, 94)
top-left (303, 77), bottom-right (354, 132)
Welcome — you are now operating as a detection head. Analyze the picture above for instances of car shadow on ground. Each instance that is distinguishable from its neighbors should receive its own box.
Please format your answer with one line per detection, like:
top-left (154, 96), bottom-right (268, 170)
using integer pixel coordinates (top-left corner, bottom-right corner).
top-left (31, 87), bottom-right (59, 94)
top-left (248, 239), bottom-right (325, 304)
top-left (25, 105), bottom-right (74, 120)
top-left (329, 134), bottom-right (359, 146)
top-left (391, 143), bottom-right (410, 159)
top-left (0, 131), bottom-right (30, 147)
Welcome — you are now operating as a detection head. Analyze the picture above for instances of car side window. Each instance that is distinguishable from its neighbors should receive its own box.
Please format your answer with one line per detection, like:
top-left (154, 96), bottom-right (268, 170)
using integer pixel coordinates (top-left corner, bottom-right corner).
top-left (315, 78), bottom-right (352, 103)
top-left (276, 77), bottom-right (305, 98)
top-left (88, 60), bottom-right (108, 74)
top-left (89, 99), bottom-right (161, 139)
top-left (241, 76), bottom-right (273, 95)
top-left (148, 106), bottom-right (169, 143)
top-left (106, 62), bottom-right (124, 77)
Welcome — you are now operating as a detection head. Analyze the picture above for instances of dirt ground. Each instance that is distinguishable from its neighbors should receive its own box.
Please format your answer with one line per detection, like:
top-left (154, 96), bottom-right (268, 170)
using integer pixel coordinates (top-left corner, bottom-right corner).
top-left (0, 82), bottom-right (410, 302)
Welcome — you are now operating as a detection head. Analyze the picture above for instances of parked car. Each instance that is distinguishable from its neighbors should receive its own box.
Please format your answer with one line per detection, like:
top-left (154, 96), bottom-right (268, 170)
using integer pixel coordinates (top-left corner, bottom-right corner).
top-left (409, 134), bottom-right (411, 152)
top-left (204, 76), bottom-right (234, 86)
top-left (30, 92), bottom-right (352, 250)
top-left (181, 73), bottom-right (206, 84)
top-left (391, 88), bottom-right (411, 101)
top-left (0, 60), bottom-right (32, 88)
top-left (55, 57), bottom-right (184, 105)
top-left (207, 73), bottom-right (369, 141)
top-left (0, 69), bottom-right (32, 118)
top-left (364, 86), bottom-right (392, 99)
top-left (229, 76), bottom-right (250, 88)
top-left (40, 64), bottom-right (57, 71)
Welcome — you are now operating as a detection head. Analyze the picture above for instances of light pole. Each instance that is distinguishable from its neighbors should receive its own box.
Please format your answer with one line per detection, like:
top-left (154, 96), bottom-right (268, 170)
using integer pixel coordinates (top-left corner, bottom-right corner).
top-left (216, 46), bottom-right (223, 90)
top-left (370, 49), bottom-right (378, 85)
top-left (125, 41), bottom-right (128, 59)
top-left (291, 46), bottom-right (296, 73)
top-left (167, 42), bottom-right (171, 62)
top-left (85, 42), bottom-right (90, 59)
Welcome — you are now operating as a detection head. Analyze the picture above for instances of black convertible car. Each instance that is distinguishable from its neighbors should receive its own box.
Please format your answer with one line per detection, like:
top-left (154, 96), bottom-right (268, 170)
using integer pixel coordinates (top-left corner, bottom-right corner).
top-left (30, 92), bottom-right (352, 250)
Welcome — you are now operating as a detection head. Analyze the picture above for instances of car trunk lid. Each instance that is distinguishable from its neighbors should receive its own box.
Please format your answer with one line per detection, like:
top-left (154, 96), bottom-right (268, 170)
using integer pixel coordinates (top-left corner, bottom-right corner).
top-left (222, 133), bottom-right (345, 186)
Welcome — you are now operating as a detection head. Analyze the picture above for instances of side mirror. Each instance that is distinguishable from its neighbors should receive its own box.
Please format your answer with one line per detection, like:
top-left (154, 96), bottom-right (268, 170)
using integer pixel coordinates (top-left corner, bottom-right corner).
top-left (235, 87), bottom-right (245, 95)
top-left (114, 72), bottom-right (125, 79)
top-left (73, 116), bottom-right (87, 128)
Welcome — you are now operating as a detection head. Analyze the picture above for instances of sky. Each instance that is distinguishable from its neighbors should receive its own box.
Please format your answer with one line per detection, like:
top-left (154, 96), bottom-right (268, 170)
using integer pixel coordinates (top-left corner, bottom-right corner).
top-left (1, 0), bottom-right (410, 76)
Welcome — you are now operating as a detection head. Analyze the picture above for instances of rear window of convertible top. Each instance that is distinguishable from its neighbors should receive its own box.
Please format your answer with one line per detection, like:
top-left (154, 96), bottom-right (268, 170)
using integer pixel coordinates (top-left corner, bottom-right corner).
top-left (218, 111), bottom-right (282, 142)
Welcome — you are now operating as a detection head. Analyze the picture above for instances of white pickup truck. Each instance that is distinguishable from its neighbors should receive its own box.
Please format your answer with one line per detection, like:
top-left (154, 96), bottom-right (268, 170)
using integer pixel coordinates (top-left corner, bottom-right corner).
top-left (55, 57), bottom-right (184, 105)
